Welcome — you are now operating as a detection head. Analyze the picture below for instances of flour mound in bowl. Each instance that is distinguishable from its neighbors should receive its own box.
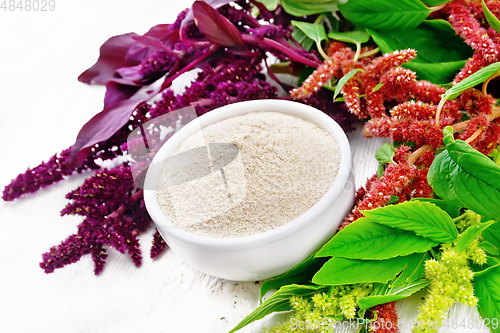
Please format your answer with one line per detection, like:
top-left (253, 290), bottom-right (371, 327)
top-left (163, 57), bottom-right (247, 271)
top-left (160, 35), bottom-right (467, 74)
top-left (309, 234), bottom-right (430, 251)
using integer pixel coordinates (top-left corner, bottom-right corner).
top-left (156, 111), bottom-right (341, 238)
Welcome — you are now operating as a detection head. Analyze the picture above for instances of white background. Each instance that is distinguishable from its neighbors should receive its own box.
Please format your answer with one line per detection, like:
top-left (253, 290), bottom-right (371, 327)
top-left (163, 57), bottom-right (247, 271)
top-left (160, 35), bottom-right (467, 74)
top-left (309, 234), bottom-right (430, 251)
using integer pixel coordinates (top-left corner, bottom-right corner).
top-left (0, 1), bottom-right (486, 332)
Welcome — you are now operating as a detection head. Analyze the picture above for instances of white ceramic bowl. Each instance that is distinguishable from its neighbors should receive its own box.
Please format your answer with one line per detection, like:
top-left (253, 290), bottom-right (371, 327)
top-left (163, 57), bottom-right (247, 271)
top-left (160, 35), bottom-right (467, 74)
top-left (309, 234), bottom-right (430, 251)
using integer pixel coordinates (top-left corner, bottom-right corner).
top-left (143, 99), bottom-right (354, 281)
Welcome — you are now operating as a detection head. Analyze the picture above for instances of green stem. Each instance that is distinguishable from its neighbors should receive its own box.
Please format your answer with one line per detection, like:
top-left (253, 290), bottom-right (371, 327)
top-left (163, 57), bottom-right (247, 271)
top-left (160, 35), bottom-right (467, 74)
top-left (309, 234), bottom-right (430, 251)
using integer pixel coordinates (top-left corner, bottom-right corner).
top-left (314, 13), bottom-right (326, 25)
top-left (453, 213), bottom-right (468, 224)
top-left (428, 3), bottom-right (447, 12)
top-left (359, 47), bottom-right (380, 59)
top-left (353, 42), bottom-right (361, 63)
top-left (316, 41), bottom-right (330, 60)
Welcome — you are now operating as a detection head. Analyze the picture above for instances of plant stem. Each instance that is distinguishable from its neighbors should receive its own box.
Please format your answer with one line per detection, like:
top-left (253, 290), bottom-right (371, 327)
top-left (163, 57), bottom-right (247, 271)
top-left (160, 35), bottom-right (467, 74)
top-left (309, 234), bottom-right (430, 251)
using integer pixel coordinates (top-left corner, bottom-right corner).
top-left (359, 47), bottom-right (380, 59)
top-left (353, 42), bottom-right (361, 63)
top-left (407, 144), bottom-right (433, 165)
top-left (242, 35), bottom-right (322, 68)
top-left (482, 73), bottom-right (499, 96)
top-left (452, 106), bottom-right (500, 132)
top-left (314, 13), bottom-right (326, 25)
top-left (316, 41), bottom-right (330, 60)
top-left (435, 98), bottom-right (447, 127)
top-left (161, 45), bottom-right (218, 90)
top-left (453, 212), bottom-right (468, 223)
top-left (428, 3), bottom-right (447, 12)
top-left (465, 127), bottom-right (483, 143)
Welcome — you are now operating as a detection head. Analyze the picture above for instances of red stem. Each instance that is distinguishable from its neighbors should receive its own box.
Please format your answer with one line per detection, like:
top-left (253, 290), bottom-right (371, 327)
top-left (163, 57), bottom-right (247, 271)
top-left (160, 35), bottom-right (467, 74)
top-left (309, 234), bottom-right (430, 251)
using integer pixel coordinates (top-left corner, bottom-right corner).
top-left (161, 45), bottom-right (218, 91)
top-left (242, 35), bottom-right (322, 68)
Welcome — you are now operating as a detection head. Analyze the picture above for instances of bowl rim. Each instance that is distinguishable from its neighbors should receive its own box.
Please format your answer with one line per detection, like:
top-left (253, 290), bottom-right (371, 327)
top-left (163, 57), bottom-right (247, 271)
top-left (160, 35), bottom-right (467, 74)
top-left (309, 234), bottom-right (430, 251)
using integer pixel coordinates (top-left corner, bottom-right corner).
top-left (143, 99), bottom-right (352, 250)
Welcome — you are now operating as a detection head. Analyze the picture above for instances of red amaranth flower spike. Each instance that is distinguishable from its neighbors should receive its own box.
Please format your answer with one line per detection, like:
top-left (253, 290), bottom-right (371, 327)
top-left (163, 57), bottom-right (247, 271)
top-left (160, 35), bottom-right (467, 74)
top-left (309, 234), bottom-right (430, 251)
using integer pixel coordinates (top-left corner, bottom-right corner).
top-left (459, 88), bottom-right (496, 116)
top-left (370, 301), bottom-right (399, 333)
top-left (290, 59), bottom-right (336, 100)
top-left (390, 101), bottom-right (437, 119)
top-left (342, 77), bottom-right (367, 118)
top-left (364, 115), bottom-right (455, 148)
top-left (362, 49), bottom-right (417, 80)
top-left (340, 161), bottom-right (417, 229)
top-left (448, 0), bottom-right (499, 63)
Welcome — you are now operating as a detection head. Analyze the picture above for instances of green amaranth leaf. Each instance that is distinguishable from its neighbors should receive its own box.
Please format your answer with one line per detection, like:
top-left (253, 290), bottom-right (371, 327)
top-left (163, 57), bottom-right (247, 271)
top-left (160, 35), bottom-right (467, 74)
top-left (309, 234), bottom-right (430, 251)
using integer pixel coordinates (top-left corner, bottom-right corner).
top-left (291, 21), bottom-right (328, 46)
top-left (260, 252), bottom-right (328, 299)
top-left (229, 284), bottom-right (328, 333)
top-left (256, 0), bottom-right (279, 11)
top-left (339, 0), bottom-right (431, 31)
top-left (427, 130), bottom-right (500, 221)
top-left (316, 218), bottom-right (438, 259)
top-left (362, 201), bottom-right (458, 243)
top-left (372, 83), bottom-right (384, 93)
top-left (282, 0), bottom-right (342, 17)
top-left (297, 66), bottom-right (315, 86)
top-left (442, 61), bottom-right (500, 100)
top-left (484, 221), bottom-right (500, 249)
top-left (404, 60), bottom-right (467, 84)
top-left (456, 220), bottom-right (497, 253)
top-left (388, 195), bottom-right (399, 204)
top-left (377, 163), bottom-right (385, 178)
top-left (410, 198), bottom-right (461, 218)
top-left (327, 30), bottom-right (370, 44)
top-left (358, 279), bottom-right (429, 310)
top-left (291, 28), bottom-right (314, 51)
top-left (368, 20), bottom-right (472, 84)
top-left (391, 251), bottom-right (431, 287)
top-left (474, 257), bottom-right (500, 277)
top-left (493, 149), bottom-right (500, 165)
top-left (421, 0), bottom-right (452, 5)
top-left (482, 0), bottom-right (500, 35)
top-left (480, 241), bottom-right (500, 256)
top-left (473, 266), bottom-right (500, 333)
top-left (313, 254), bottom-right (421, 286)
top-left (334, 68), bottom-right (362, 101)
top-left (375, 142), bottom-right (395, 164)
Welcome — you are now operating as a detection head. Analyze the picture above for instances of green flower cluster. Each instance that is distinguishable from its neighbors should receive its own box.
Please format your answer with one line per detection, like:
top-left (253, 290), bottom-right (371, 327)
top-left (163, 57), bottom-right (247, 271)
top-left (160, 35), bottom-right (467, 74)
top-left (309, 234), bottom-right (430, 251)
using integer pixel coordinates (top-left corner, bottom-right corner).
top-left (454, 210), bottom-right (482, 233)
top-left (263, 284), bottom-right (373, 333)
top-left (412, 240), bottom-right (485, 333)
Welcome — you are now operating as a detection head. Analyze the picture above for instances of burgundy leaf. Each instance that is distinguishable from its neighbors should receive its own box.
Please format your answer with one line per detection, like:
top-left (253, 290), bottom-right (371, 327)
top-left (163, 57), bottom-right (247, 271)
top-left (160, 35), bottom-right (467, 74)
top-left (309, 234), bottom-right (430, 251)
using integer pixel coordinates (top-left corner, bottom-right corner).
top-left (69, 87), bottom-right (161, 165)
top-left (192, 1), bottom-right (244, 48)
top-left (144, 24), bottom-right (172, 39)
top-left (78, 33), bottom-right (141, 85)
top-left (115, 66), bottom-right (144, 83)
top-left (132, 35), bottom-right (171, 52)
top-left (144, 23), bottom-right (180, 48)
top-left (181, 0), bottom-right (233, 29)
top-left (103, 80), bottom-right (141, 108)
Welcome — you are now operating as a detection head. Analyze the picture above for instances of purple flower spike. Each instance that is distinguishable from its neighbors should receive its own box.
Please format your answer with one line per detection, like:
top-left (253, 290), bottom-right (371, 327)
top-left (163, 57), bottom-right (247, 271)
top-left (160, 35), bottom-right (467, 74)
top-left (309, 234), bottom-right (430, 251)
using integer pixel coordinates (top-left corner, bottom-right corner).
top-left (41, 166), bottom-right (151, 275)
top-left (2, 147), bottom-right (99, 201)
top-left (151, 230), bottom-right (167, 259)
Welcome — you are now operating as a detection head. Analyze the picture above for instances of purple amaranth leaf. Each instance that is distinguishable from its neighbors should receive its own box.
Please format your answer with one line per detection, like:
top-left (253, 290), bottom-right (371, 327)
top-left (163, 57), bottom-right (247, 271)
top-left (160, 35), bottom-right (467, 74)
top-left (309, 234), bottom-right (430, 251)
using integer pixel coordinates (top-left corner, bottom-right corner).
top-left (78, 33), bottom-right (142, 85)
top-left (132, 35), bottom-right (172, 52)
top-left (69, 89), bottom-right (159, 165)
top-left (143, 23), bottom-right (174, 39)
top-left (192, 1), bottom-right (245, 48)
top-left (103, 79), bottom-right (142, 108)
top-left (70, 44), bottom-right (216, 165)
top-left (78, 23), bottom-right (178, 86)
top-left (180, 0), bottom-right (233, 30)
